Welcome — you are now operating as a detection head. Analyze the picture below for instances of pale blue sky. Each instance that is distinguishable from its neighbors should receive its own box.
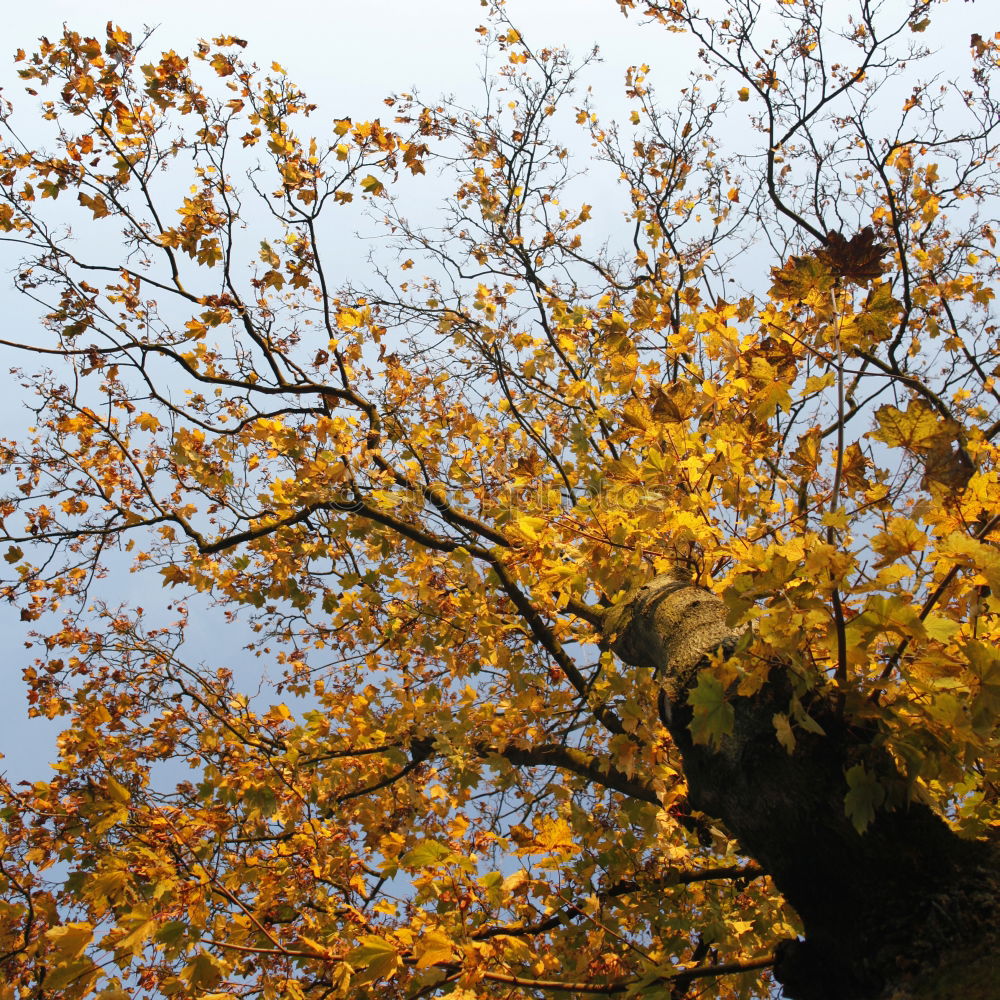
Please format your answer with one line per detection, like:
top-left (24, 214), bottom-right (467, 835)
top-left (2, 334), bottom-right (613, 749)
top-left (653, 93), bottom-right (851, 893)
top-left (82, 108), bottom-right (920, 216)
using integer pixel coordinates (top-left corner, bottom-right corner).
top-left (3, 0), bottom-right (666, 115)
top-left (0, 0), bottom-right (985, 781)
top-left (0, 0), bottom-right (677, 782)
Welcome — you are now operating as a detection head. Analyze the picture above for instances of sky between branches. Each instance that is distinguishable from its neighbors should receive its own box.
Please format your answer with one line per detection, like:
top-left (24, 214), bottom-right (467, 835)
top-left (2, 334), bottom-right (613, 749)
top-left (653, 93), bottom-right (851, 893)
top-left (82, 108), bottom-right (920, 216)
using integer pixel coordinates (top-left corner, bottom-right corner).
top-left (0, 0), bottom-right (983, 780)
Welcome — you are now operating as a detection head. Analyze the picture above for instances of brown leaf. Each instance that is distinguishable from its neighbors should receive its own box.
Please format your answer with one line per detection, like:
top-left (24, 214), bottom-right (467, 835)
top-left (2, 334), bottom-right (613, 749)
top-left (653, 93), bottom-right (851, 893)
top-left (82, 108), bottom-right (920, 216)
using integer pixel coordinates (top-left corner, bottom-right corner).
top-left (649, 383), bottom-right (688, 422)
top-left (817, 227), bottom-right (890, 285)
top-left (920, 439), bottom-right (976, 492)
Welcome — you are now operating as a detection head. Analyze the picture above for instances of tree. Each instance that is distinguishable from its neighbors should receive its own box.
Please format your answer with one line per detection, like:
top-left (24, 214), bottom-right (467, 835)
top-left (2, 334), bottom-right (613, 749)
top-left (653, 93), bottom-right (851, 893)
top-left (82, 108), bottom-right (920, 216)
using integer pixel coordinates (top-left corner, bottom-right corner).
top-left (0, 3), bottom-right (998, 998)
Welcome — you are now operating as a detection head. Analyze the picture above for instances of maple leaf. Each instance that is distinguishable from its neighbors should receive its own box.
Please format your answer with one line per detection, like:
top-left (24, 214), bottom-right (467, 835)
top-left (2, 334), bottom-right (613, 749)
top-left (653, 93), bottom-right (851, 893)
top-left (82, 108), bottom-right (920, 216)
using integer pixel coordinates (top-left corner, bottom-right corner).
top-left (346, 936), bottom-right (399, 982)
top-left (817, 227), bottom-right (890, 285)
top-left (414, 929), bottom-right (456, 969)
top-left (844, 764), bottom-right (885, 834)
top-left (770, 252), bottom-right (835, 302)
top-left (871, 401), bottom-right (975, 491)
top-left (687, 670), bottom-right (735, 746)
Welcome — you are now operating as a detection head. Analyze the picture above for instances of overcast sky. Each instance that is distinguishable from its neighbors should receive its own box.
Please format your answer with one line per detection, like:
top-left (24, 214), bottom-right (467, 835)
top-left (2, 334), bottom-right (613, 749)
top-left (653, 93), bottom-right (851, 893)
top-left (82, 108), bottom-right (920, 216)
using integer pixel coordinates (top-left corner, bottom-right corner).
top-left (3, 0), bottom-right (669, 114)
top-left (0, 0), bottom-right (682, 783)
top-left (0, 0), bottom-right (985, 781)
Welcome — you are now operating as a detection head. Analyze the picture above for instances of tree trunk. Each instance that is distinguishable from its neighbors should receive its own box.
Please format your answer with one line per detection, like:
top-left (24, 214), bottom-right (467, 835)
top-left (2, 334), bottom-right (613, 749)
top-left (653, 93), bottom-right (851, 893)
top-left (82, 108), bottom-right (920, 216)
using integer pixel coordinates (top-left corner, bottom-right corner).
top-left (604, 573), bottom-right (1000, 1000)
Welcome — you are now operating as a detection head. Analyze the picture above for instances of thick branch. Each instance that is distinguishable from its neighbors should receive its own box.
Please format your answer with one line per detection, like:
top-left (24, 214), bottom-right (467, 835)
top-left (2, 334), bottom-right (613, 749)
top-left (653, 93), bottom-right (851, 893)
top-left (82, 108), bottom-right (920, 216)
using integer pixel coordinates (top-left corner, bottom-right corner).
top-left (605, 571), bottom-right (1000, 1000)
top-left (486, 742), bottom-right (659, 805)
top-left (473, 863), bottom-right (765, 941)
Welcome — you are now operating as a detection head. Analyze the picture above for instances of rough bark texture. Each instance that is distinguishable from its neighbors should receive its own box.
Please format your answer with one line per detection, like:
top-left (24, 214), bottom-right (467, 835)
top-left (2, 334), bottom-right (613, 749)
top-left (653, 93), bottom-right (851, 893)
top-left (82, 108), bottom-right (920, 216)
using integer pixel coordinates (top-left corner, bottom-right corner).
top-left (605, 572), bottom-right (1000, 1000)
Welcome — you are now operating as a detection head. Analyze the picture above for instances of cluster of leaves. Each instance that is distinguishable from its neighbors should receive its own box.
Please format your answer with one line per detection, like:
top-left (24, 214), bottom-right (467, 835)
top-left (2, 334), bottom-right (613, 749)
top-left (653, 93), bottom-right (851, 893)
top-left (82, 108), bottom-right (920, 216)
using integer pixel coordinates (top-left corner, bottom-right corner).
top-left (0, 3), bottom-right (998, 999)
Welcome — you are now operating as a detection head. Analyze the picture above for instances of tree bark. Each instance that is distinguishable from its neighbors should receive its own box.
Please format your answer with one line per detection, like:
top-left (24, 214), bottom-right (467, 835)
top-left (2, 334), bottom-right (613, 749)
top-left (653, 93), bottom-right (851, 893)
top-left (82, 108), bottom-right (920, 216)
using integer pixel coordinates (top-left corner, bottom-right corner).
top-left (604, 572), bottom-right (1000, 1000)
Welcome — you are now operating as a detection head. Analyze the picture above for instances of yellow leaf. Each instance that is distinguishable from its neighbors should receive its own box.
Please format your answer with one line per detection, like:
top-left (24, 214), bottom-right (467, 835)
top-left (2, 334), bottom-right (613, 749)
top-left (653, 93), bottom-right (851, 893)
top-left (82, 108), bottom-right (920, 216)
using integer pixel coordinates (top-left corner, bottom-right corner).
top-left (346, 935), bottom-right (399, 982)
top-left (622, 398), bottom-right (651, 430)
top-left (514, 515), bottom-right (547, 541)
top-left (43, 958), bottom-right (98, 991)
top-left (79, 192), bottom-right (110, 219)
top-left (414, 929), bottom-right (455, 970)
top-left (106, 775), bottom-right (131, 804)
top-left (773, 713), bottom-right (795, 754)
top-left (924, 613), bottom-right (961, 642)
top-left (938, 533), bottom-right (1000, 593)
top-left (337, 308), bottom-right (363, 330)
top-left (183, 950), bottom-right (227, 990)
top-left (871, 400), bottom-right (950, 452)
top-left (45, 922), bottom-right (93, 962)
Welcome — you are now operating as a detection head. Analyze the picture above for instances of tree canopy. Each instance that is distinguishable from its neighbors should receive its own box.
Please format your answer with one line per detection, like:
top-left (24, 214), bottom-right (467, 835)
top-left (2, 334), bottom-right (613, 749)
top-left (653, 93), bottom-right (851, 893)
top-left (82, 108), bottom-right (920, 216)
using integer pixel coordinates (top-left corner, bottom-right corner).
top-left (1, 3), bottom-right (999, 999)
